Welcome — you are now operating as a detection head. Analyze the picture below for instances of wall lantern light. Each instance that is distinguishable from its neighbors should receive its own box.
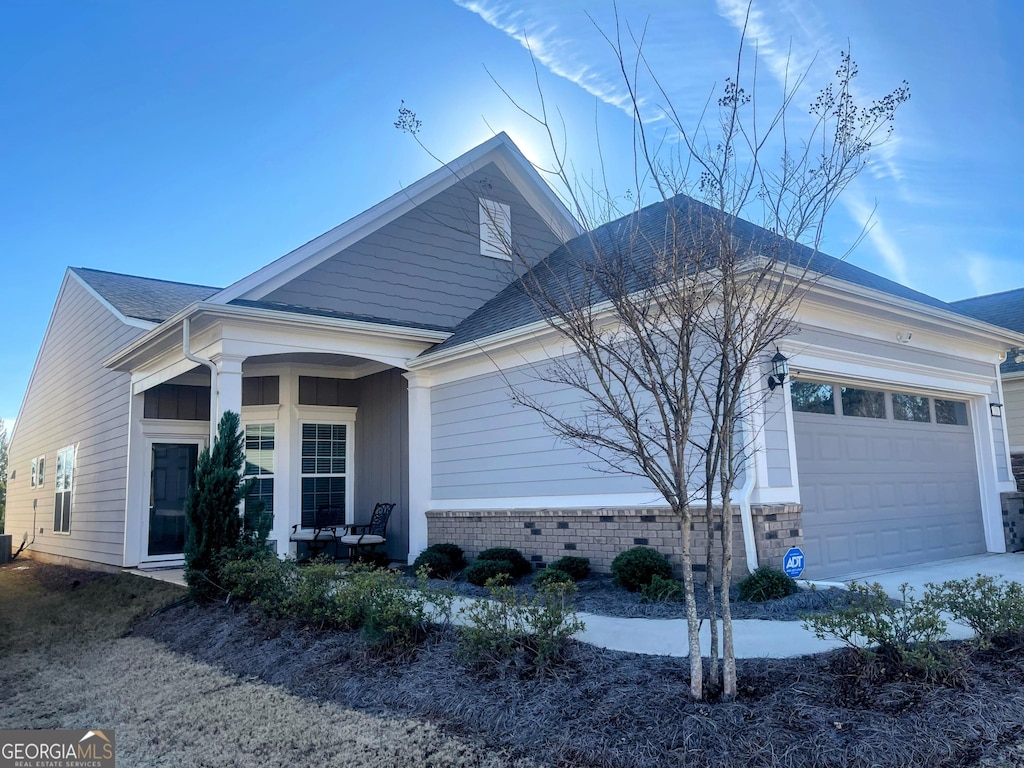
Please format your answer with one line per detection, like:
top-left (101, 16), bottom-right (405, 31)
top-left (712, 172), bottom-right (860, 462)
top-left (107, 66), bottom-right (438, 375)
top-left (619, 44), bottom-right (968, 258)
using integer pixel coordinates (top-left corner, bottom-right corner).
top-left (767, 350), bottom-right (789, 392)
top-left (990, 402), bottom-right (1004, 418)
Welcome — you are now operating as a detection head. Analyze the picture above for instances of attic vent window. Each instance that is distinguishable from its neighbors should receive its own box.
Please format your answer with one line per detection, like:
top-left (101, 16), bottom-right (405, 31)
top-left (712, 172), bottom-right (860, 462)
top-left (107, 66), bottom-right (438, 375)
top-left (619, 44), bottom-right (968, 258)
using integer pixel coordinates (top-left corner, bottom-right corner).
top-left (480, 199), bottom-right (511, 260)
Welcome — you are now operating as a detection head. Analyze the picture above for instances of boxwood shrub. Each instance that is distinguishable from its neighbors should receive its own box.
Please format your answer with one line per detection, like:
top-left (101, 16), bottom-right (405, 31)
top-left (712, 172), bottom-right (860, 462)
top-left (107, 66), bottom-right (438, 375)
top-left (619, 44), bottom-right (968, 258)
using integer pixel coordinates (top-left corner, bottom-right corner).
top-left (611, 546), bottom-right (673, 592)
top-left (548, 555), bottom-right (591, 581)
top-left (478, 547), bottom-right (532, 578)
top-left (738, 566), bottom-right (799, 602)
top-left (465, 558), bottom-right (514, 586)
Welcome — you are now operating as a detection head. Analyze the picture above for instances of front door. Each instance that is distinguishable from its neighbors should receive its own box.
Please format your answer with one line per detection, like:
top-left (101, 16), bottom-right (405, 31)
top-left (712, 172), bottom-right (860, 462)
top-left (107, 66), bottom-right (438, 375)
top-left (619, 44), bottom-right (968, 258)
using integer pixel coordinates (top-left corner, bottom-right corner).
top-left (149, 443), bottom-right (199, 556)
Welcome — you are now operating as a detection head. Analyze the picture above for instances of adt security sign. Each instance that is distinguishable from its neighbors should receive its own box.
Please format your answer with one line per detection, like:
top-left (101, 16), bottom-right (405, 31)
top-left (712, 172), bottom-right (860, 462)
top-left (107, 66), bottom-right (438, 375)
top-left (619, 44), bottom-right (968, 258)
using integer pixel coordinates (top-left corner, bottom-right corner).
top-left (783, 547), bottom-right (805, 579)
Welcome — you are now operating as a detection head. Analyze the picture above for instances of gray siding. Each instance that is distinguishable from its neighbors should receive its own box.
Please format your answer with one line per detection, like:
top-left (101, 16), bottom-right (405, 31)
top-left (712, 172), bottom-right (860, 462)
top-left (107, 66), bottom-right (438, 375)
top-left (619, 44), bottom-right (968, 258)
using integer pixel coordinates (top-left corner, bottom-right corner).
top-left (6, 275), bottom-right (144, 566)
top-left (431, 366), bottom-right (658, 500)
top-left (301, 369), bottom-right (409, 556)
top-left (354, 369), bottom-right (409, 559)
top-left (263, 164), bottom-right (564, 330)
top-left (992, 379), bottom-right (1010, 481)
top-left (762, 385), bottom-right (792, 487)
top-left (1003, 377), bottom-right (1024, 451)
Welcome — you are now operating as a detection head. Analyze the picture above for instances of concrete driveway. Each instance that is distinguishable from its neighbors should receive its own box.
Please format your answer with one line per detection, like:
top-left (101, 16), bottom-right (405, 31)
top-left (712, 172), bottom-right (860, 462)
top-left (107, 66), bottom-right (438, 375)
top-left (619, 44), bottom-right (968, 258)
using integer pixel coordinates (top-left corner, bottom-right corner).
top-left (831, 551), bottom-right (1024, 595)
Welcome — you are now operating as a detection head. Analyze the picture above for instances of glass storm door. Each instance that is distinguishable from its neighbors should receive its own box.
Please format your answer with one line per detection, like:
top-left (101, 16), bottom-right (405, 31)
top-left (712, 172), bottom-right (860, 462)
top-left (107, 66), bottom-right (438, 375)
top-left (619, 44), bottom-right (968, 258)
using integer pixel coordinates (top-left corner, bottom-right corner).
top-left (149, 443), bottom-right (198, 556)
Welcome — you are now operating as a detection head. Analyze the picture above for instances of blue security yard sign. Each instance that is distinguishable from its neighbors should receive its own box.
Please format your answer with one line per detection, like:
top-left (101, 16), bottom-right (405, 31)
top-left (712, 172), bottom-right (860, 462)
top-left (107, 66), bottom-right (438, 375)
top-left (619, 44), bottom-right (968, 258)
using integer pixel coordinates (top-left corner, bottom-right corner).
top-left (783, 547), bottom-right (806, 579)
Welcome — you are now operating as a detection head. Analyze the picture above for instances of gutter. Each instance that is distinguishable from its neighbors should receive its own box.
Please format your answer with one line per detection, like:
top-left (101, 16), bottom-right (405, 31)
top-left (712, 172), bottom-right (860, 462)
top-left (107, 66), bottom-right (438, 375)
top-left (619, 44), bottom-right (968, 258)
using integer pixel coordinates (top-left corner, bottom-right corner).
top-left (183, 318), bottom-right (218, 444)
top-left (735, 381), bottom-right (759, 574)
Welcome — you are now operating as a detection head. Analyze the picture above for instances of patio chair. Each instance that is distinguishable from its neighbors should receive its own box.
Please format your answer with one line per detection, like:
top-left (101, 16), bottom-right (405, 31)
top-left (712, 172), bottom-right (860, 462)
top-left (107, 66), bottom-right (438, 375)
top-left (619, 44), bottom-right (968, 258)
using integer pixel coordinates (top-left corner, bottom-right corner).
top-left (289, 504), bottom-right (346, 560)
top-left (339, 502), bottom-right (395, 563)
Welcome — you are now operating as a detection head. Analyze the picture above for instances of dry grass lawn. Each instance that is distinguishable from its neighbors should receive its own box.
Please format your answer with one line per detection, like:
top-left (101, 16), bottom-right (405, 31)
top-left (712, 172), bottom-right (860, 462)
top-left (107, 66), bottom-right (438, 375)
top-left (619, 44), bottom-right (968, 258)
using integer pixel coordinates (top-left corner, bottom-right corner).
top-left (0, 562), bottom-right (535, 768)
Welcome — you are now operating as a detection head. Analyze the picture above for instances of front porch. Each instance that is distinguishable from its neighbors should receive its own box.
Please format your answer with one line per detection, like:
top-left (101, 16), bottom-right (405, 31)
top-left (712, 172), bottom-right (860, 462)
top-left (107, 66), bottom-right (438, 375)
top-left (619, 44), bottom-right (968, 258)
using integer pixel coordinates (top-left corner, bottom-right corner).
top-left (105, 303), bottom-right (449, 568)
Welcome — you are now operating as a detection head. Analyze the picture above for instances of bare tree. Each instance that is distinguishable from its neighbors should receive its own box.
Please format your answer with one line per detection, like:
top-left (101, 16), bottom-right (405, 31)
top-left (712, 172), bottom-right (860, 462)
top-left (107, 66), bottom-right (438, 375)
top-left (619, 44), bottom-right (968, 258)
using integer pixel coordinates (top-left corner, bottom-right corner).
top-left (398, 7), bottom-right (908, 701)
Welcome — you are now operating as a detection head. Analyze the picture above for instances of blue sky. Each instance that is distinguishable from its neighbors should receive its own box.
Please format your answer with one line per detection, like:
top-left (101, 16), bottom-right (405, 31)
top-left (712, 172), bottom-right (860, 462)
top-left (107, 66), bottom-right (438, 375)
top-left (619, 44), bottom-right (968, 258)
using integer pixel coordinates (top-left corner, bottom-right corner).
top-left (1, 0), bottom-right (1021, 430)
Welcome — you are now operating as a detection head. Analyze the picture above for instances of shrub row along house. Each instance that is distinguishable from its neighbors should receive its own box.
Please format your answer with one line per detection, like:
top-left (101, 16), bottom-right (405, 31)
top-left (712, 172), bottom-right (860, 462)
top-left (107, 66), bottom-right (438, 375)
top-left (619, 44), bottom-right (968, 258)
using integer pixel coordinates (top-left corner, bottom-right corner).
top-left (6, 133), bottom-right (1024, 579)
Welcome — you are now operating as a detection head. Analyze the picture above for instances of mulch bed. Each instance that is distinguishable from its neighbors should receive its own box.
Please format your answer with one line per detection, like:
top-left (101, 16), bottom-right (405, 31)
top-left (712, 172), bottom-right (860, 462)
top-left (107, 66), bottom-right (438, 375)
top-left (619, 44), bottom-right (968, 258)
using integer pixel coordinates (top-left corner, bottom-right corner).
top-left (412, 571), bottom-right (861, 621)
top-left (132, 600), bottom-right (1024, 768)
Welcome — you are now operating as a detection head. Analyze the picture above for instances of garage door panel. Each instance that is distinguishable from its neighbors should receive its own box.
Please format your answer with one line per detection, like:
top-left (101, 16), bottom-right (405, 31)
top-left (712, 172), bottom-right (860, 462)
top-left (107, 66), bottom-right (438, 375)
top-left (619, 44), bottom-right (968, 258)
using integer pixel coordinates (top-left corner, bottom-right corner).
top-left (794, 406), bottom-right (985, 578)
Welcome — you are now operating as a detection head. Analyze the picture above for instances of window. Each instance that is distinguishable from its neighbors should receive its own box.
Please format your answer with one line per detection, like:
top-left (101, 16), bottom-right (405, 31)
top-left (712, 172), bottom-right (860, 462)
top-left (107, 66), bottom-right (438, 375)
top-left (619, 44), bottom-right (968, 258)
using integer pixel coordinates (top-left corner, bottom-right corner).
top-left (31, 455), bottom-right (45, 488)
top-left (935, 399), bottom-right (969, 426)
top-left (300, 423), bottom-right (349, 528)
top-left (841, 386), bottom-right (886, 419)
top-left (480, 198), bottom-right (511, 260)
top-left (244, 423), bottom-right (275, 515)
top-left (791, 381), bottom-right (835, 414)
top-left (53, 445), bottom-right (75, 533)
top-left (892, 392), bottom-right (931, 422)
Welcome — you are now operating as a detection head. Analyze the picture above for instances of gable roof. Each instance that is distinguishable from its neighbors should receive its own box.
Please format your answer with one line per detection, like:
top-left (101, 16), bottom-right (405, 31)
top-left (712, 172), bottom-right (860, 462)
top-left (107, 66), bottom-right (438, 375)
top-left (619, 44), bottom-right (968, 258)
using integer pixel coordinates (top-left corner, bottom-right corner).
top-left (71, 267), bottom-right (219, 324)
top-left (951, 287), bottom-right (1024, 374)
top-left (431, 193), bottom-right (970, 354)
top-left (208, 132), bottom-right (583, 305)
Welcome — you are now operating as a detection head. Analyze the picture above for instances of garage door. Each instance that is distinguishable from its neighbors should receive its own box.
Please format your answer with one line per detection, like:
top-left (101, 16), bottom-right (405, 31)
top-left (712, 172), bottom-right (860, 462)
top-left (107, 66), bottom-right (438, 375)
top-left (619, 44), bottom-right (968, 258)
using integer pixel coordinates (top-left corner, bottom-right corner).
top-left (792, 380), bottom-right (986, 578)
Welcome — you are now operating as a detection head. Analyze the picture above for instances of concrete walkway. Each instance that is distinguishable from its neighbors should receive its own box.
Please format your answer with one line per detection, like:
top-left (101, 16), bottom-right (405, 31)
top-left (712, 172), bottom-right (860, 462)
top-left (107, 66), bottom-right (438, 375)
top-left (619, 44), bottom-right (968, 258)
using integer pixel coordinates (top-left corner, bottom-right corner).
top-left (125, 552), bottom-right (1024, 659)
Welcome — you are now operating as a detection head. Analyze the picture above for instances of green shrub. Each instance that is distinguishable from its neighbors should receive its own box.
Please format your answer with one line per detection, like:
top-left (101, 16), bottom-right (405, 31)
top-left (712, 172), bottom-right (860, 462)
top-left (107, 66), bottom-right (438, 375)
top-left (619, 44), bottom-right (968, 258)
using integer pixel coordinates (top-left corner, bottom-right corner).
top-left (459, 577), bottom-right (585, 676)
top-left (412, 543), bottom-right (466, 578)
top-left (430, 543), bottom-right (467, 572)
top-left (352, 549), bottom-right (391, 570)
top-left (219, 553), bottom-right (294, 613)
top-left (184, 411), bottom-right (270, 600)
top-left (641, 573), bottom-right (683, 602)
top-left (738, 566), bottom-right (799, 602)
top-left (927, 574), bottom-right (1024, 645)
top-left (548, 556), bottom-right (591, 581)
top-left (338, 565), bottom-right (429, 650)
top-left (533, 567), bottom-right (573, 590)
top-left (465, 559), bottom-right (514, 586)
top-left (283, 558), bottom-right (346, 629)
top-left (478, 547), bottom-right (532, 578)
top-left (610, 547), bottom-right (673, 592)
top-left (802, 581), bottom-right (949, 673)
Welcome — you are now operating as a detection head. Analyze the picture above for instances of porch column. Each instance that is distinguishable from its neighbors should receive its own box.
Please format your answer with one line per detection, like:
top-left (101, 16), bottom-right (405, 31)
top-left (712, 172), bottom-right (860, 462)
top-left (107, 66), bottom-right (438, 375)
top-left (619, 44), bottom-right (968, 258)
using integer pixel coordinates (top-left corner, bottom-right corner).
top-left (210, 353), bottom-right (245, 427)
top-left (122, 389), bottom-right (147, 568)
top-left (404, 370), bottom-right (433, 563)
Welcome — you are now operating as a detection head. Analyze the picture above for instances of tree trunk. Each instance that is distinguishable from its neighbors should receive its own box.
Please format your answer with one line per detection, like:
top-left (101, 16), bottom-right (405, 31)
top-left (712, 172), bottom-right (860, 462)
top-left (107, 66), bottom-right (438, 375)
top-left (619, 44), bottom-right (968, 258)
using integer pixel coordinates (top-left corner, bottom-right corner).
top-left (679, 502), bottom-right (703, 700)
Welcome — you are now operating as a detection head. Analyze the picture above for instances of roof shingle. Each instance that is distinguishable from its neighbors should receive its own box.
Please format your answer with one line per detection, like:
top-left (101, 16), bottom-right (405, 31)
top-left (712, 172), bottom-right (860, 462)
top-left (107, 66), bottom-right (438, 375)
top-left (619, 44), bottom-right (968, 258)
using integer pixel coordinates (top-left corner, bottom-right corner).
top-left (71, 267), bottom-right (220, 323)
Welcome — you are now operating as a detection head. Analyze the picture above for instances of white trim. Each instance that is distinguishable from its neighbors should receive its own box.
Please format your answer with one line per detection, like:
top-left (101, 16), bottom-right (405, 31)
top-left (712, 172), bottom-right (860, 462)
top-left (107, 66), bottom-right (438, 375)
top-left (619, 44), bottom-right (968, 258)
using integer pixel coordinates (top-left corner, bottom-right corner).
top-left (404, 371), bottom-right (432, 562)
top-left (139, 437), bottom-right (206, 564)
top-left (68, 270), bottom-right (158, 331)
top-left (430, 492), bottom-right (670, 512)
top-left (105, 301), bottom-right (449, 373)
top-left (209, 133), bottom-right (581, 304)
top-left (126, 418), bottom-right (209, 567)
top-left (749, 486), bottom-right (800, 505)
top-left (292, 409), bottom-right (360, 528)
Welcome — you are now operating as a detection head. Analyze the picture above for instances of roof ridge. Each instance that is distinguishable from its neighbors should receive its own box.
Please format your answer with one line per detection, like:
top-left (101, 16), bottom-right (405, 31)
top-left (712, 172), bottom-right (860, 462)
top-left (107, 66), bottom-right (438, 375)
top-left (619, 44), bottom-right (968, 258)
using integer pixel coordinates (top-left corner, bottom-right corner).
top-left (949, 286), bottom-right (1024, 305)
top-left (71, 266), bottom-right (221, 291)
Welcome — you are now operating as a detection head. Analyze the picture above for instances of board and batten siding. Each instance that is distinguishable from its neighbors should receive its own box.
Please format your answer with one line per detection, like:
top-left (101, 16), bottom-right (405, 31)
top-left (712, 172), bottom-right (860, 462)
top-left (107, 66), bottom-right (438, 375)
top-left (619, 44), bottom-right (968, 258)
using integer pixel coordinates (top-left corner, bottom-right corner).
top-left (297, 369), bottom-right (410, 558)
top-left (263, 164), bottom-right (564, 330)
top-left (353, 369), bottom-right (410, 559)
top-left (6, 274), bottom-right (145, 566)
top-left (431, 365), bottom-right (660, 501)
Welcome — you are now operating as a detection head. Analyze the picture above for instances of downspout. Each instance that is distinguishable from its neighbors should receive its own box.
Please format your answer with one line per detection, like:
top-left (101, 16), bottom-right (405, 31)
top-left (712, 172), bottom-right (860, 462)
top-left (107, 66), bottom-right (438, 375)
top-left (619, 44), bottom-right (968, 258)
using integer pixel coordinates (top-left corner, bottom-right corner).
top-left (183, 318), bottom-right (218, 445)
top-left (734, 384), bottom-right (759, 574)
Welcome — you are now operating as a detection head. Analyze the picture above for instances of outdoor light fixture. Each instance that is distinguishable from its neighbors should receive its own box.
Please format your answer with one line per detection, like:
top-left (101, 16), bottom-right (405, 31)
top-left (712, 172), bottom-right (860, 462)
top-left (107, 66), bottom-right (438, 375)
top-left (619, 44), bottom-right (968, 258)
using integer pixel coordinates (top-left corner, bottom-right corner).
top-left (1014, 348), bottom-right (1024, 365)
top-left (990, 402), bottom-right (1004, 418)
top-left (767, 350), bottom-right (789, 392)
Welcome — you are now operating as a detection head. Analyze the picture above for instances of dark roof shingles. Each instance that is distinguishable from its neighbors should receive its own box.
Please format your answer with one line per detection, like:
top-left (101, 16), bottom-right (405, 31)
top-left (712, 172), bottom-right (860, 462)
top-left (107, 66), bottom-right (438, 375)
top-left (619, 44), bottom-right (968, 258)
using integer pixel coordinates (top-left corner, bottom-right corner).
top-left (71, 267), bottom-right (219, 323)
top-left (952, 288), bottom-right (1024, 374)
top-left (436, 194), bottom-right (967, 354)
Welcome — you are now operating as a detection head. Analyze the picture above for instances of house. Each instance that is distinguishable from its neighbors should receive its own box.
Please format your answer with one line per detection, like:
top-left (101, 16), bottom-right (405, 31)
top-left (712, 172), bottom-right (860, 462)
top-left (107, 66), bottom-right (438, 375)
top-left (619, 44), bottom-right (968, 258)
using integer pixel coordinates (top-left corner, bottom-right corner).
top-left (951, 288), bottom-right (1024, 486)
top-left (6, 133), bottom-right (1024, 580)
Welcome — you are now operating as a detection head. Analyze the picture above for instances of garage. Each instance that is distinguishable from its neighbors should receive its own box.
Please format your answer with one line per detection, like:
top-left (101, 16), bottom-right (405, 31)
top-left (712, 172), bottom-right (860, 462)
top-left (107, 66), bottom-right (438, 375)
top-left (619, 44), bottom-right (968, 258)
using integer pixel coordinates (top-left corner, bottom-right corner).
top-left (792, 379), bottom-right (987, 578)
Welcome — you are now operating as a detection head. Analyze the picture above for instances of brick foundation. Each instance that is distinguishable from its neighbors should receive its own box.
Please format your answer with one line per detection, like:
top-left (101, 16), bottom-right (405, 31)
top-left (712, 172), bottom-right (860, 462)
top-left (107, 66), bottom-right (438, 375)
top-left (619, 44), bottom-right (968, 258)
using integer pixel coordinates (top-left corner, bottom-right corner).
top-left (1011, 453), bottom-right (1024, 492)
top-left (1001, 492), bottom-right (1024, 553)
top-left (426, 504), bottom-right (803, 578)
